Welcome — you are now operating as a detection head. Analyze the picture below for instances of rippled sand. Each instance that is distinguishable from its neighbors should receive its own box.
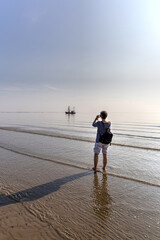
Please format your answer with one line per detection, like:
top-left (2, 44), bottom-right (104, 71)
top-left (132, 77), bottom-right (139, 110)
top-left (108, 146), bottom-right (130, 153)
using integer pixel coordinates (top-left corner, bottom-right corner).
top-left (0, 148), bottom-right (160, 240)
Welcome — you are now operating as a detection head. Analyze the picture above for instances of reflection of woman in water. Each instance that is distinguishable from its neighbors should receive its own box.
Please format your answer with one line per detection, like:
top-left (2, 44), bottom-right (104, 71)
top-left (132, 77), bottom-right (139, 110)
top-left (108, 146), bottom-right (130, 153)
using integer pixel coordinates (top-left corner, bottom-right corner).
top-left (92, 173), bottom-right (112, 220)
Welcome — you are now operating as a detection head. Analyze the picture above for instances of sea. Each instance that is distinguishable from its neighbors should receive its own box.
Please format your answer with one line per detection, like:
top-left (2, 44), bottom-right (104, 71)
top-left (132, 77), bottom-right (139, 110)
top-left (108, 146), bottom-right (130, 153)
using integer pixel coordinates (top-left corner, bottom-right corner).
top-left (0, 111), bottom-right (160, 187)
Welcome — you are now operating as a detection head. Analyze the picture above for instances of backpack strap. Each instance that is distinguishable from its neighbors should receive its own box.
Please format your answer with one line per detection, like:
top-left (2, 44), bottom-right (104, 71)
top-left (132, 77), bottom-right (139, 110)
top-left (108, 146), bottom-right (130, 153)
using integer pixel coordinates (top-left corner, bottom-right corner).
top-left (101, 121), bottom-right (110, 131)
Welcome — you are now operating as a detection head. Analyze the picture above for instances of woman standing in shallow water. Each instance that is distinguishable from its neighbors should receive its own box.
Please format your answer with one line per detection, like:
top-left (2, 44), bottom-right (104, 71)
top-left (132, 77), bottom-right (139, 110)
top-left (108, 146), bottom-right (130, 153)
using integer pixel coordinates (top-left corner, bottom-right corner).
top-left (92, 111), bottom-right (111, 172)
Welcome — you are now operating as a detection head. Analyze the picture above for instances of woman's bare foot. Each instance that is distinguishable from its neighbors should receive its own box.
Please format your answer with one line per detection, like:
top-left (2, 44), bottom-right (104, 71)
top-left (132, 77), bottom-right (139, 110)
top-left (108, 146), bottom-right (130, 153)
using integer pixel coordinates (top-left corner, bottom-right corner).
top-left (92, 167), bottom-right (97, 173)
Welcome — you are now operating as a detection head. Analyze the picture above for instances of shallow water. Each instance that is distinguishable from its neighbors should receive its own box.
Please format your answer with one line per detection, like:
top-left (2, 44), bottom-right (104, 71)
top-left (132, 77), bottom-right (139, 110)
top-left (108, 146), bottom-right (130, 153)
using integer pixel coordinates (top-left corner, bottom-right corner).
top-left (0, 112), bottom-right (160, 186)
top-left (0, 112), bottom-right (160, 239)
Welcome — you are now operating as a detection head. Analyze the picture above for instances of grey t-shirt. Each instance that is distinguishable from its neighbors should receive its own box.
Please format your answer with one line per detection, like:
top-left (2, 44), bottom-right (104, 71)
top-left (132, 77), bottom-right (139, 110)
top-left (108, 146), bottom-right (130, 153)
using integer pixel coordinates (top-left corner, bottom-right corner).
top-left (92, 121), bottom-right (111, 143)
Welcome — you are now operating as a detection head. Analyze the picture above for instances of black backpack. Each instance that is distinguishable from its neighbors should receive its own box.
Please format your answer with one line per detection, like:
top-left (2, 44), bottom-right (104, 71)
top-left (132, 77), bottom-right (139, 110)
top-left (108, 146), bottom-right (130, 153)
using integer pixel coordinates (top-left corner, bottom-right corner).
top-left (99, 122), bottom-right (113, 145)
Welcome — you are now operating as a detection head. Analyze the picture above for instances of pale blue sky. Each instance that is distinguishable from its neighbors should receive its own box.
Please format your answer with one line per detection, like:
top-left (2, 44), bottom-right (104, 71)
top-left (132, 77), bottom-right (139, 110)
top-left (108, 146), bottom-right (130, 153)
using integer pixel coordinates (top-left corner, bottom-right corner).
top-left (0, 0), bottom-right (160, 112)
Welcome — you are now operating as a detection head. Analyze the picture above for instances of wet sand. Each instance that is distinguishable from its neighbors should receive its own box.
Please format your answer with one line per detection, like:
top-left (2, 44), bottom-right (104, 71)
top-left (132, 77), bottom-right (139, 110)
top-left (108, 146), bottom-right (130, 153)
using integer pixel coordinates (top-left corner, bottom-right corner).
top-left (0, 148), bottom-right (160, 240)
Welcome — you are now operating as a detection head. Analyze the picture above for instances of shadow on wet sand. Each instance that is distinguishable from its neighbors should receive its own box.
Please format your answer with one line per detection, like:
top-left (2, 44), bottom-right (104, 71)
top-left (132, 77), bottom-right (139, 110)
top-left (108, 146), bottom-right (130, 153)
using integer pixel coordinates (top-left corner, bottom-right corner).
top-left (0, 171), bottom-right (93, 207)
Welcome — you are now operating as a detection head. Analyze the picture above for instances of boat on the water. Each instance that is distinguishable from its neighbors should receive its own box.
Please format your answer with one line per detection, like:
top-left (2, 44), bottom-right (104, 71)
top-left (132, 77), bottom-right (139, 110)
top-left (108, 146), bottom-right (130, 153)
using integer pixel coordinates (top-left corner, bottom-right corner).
top-left (65, 106), bottom-right (76, 114)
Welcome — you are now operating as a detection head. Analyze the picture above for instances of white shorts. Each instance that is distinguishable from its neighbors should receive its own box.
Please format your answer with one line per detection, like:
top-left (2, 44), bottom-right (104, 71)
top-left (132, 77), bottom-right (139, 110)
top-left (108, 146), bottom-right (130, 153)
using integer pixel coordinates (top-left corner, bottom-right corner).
top-left (94, 142), bottom-right (109, 154)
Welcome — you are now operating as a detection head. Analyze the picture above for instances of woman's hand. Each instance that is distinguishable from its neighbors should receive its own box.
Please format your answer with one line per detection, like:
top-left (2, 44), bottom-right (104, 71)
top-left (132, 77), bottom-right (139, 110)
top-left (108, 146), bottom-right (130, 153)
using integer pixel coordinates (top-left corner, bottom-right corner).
top-left (95, 115), bottom-right (100, 120)
top-left (93, 115), bottom-right (100, 124)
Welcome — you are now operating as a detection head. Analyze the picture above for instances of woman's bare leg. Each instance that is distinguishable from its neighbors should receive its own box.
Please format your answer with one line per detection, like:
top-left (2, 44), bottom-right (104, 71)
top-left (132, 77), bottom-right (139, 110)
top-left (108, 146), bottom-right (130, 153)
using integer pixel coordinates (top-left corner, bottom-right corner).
top-left (103, 154), bottom-right (107, 170)
top-left (93, 153), bottom-right (99, 171)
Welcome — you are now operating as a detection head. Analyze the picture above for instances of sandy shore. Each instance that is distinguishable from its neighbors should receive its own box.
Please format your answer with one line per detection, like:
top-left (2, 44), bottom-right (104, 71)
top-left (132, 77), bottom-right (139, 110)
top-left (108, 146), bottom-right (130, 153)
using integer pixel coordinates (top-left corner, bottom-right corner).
top-left (0, 147), bottom-right (160, 240)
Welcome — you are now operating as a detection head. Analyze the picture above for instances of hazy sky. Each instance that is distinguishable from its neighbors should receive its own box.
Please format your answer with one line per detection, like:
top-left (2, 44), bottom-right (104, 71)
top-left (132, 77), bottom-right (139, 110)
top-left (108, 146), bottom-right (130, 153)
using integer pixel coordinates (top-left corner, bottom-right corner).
top-left (0, 0), bottom-right (160, 112)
